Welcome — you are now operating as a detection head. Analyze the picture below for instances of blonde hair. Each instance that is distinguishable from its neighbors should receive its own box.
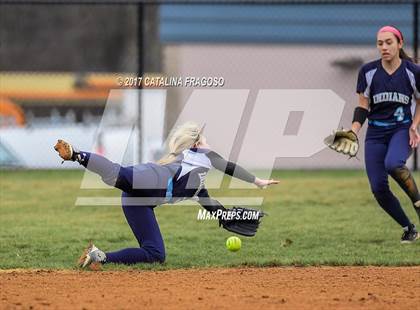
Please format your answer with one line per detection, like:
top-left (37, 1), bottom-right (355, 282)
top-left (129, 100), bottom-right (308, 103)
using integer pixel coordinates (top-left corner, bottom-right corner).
top-left (158, 121), bottom-right (204, 165)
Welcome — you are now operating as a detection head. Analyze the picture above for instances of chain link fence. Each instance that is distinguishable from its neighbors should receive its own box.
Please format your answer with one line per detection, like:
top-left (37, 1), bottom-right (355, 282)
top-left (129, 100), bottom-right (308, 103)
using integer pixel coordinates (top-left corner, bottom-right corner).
top-left (1, 1), bottom-right (419, 169)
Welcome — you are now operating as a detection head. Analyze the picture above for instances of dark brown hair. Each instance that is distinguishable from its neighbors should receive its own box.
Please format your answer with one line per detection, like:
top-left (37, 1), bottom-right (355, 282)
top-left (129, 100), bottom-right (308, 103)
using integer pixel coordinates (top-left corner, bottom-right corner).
top-left (390, 26), bottom-right (413, 62)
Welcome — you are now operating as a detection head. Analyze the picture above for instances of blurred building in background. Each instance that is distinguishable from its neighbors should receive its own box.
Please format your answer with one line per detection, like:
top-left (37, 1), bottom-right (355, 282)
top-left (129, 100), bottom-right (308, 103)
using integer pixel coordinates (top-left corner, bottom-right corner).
top-left (0, 2), bottom-right (419, 169)
top-left (0, 73), bottom-right (119, 127)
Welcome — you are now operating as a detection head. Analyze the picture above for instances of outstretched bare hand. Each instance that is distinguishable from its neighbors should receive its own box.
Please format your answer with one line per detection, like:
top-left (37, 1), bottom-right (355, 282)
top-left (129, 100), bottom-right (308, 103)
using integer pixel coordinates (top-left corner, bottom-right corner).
top-left (254, 178), bottom-right (280, 189)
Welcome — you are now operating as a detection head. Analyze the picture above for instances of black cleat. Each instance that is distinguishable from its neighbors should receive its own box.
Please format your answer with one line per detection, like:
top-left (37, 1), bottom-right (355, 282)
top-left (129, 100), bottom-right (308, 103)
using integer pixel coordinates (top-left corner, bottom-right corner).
top-left (401, 224), bottom-right (419, 244)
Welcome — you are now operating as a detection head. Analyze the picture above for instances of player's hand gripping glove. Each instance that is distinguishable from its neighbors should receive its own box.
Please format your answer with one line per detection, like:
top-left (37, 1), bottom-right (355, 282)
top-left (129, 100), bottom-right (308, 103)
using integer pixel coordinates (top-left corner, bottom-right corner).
top-left (219, 207), bottom-right (265, 237)
top-left (324, 129), bottom-right (359, 158)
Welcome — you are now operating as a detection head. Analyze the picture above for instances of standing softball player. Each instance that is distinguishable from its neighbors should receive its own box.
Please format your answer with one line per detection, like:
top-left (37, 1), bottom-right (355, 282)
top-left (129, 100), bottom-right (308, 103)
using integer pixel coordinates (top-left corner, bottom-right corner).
top-left (54, 122), bottom-right (278, 267)
top-left (325, 26), bottom-right (420, 243)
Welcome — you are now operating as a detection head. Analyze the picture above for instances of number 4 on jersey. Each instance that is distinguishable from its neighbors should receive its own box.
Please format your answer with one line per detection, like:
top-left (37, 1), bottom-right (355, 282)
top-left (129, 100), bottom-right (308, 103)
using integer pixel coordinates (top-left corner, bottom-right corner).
top-left (394, 106), bottom-right (404, 122)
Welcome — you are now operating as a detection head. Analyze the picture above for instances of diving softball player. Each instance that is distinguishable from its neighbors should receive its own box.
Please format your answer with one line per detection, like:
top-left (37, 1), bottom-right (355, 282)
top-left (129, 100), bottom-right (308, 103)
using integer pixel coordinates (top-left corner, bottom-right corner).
top-left (326, 26), bottom-right (420, 243)
top-left (54, 122), bottom-right (278, 267)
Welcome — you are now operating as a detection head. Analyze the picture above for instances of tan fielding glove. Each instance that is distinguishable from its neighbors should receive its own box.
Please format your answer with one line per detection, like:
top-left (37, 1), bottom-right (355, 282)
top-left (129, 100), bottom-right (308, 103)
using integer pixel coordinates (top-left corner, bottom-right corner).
top-left (324, 129), bottom-right (359, 158)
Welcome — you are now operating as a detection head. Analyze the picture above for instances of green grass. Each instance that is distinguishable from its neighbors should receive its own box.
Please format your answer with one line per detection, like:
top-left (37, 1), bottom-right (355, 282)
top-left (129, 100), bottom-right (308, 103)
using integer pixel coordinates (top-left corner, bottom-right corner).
top-left (0, 169), bottom-right (419, 270)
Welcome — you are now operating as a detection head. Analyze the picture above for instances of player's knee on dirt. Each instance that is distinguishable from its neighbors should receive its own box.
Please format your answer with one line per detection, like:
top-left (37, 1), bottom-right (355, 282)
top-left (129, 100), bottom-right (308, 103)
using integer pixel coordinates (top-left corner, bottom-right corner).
top-left (154, 251), bottom-right (166, 263)
top-left (143, 246), bottom-right (166, 263)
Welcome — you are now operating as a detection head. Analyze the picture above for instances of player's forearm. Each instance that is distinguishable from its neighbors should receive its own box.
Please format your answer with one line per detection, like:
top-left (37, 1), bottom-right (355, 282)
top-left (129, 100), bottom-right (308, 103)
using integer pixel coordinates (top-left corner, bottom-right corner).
top-left (351, 107), bottom-right (368, 135)
top-left (207, 151), bottom-right (256, 183)
top-left (351, 122), bottom-right (362, 135)
top-left (351, 95), bottom-right (370, 135)
top-left (225, 162), bottom-right (256, 183)
top-left (197, 189), bottom-right (226, 212)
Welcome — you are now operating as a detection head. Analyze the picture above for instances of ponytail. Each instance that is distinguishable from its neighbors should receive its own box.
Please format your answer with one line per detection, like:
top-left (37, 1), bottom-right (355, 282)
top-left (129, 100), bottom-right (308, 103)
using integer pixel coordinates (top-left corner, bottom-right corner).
top-left (386, 25), bottom-right (414, 62)
top-left (157, 121), bottom-right (203, 165)
top-left (399, 48), bottom-right (413, 62)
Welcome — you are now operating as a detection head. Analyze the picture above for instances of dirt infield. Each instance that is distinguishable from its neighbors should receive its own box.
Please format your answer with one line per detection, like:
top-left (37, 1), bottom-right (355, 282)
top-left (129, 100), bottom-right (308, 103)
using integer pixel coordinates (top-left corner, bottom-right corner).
top-left (0, 267), bottom-right (419, 310)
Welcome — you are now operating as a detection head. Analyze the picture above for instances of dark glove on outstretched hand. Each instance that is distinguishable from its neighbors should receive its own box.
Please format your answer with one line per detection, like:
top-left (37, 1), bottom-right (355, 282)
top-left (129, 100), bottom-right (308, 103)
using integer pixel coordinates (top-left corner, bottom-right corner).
top-left (219, 207), bottom-right (265, 237)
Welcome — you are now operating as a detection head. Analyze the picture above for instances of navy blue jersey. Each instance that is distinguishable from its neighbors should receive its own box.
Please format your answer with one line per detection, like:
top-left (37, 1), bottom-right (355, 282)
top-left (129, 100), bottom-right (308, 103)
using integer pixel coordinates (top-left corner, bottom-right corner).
top-left (356, 59), bottom-right (420, 125)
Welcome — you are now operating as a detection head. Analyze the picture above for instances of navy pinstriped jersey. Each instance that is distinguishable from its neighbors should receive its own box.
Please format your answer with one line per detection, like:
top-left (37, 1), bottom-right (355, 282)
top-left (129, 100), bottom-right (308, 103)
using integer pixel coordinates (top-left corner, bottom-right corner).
top-left (356, 59), bottom-right (420, 125)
